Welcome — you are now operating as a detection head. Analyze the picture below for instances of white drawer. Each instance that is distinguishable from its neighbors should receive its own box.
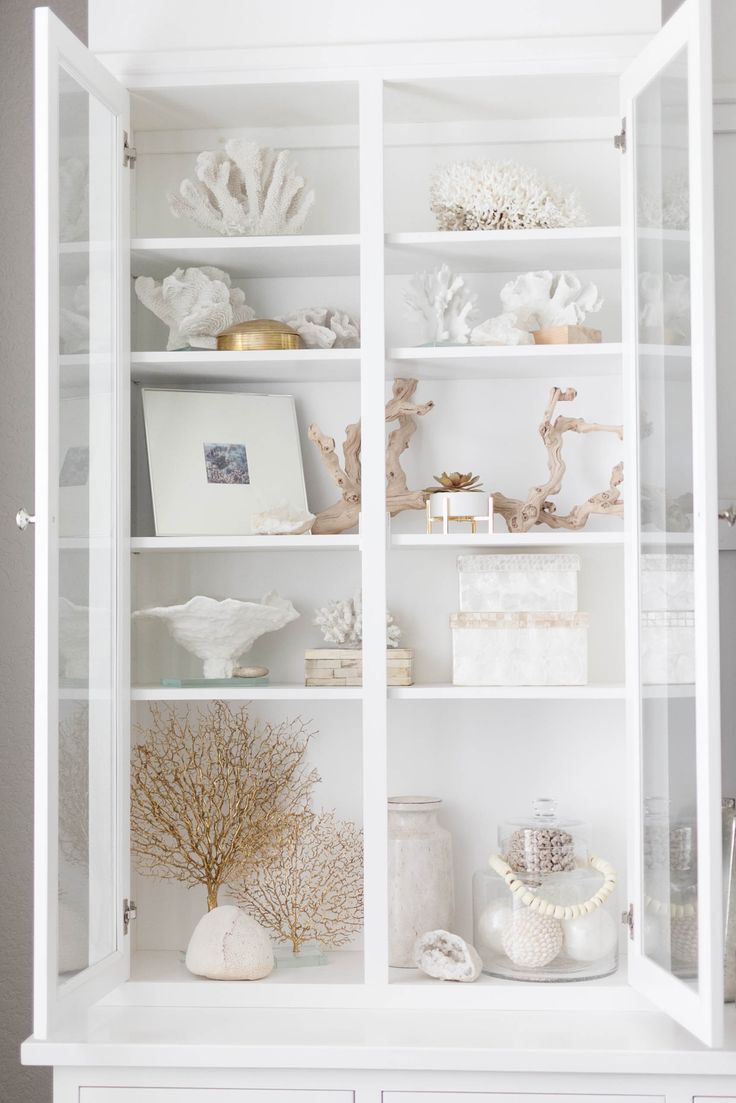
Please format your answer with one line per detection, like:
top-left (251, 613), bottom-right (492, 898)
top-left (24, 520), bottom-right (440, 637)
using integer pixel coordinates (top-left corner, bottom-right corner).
top-left (383, 1095), bottom-right (663, 1103)
top-left (81, 1091), bottom-right (353, 1103)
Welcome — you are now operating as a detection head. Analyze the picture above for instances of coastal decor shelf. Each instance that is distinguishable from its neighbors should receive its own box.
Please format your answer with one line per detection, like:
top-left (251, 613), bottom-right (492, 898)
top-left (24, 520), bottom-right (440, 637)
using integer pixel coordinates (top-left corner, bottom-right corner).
top-left (27, 0), bottom-right (724, 1075)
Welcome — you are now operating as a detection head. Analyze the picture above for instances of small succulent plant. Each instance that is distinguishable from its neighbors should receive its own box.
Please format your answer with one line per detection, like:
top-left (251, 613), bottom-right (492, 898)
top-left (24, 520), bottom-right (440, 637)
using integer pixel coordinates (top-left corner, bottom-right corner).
top-left (425, 471), bottom-right (484, 493)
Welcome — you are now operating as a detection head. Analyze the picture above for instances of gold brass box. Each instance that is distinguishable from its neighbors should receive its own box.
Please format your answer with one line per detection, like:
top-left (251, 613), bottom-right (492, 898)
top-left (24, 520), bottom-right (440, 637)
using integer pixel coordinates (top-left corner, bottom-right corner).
top-left (217, 318), bottom-right (303, 351)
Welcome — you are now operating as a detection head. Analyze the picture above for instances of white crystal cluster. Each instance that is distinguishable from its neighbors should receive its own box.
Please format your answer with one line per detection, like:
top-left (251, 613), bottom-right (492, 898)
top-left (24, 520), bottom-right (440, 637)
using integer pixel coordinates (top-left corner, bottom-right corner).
top-left (404, 264), bottom-right (477, 345)
top-left (168, 140), bottom-right (315, 236)
top-left (134, 266), bottom-right (255, 351)
top-left (413, 929), bottom-right (482, 982)
top-left (314, 591), bottom-right (401, 649)
top-left (430, 159), bottom-right (586, 232)
top-left (470, 270), bottom-right (602, 347)
top-left (278, 306), bottom-right (360, 349)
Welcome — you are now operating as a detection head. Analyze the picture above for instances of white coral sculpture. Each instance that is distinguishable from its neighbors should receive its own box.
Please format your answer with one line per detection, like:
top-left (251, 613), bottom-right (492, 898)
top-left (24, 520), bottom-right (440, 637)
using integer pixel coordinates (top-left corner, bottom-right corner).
top-left (278, 307), bottom-right (360, 349)
top-left (470, 270), bottom-right (602, 347)
top-left (314, 591), bottom-right (401, 649)
top-left (430, 159), bottom-right (586, 232)
top-left (639, 272), bottom-right (690, 342)
top-left (638, 170), bottom-right (689, 231)
top-left (59, 157), bottom-right (88, 243)
top-left (499, 270), bottom-right (603, 331)
top-left (134, 266), bottom-right (255, 351)
top-left (168, 140), bottom-right (315, 236)
top-left (404, 265), bottom-right (477, 346)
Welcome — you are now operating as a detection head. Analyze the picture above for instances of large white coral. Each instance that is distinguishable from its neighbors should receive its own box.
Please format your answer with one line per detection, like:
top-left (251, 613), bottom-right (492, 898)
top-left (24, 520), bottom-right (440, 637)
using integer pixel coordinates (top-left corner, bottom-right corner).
top-left (134, 266), bottom-right (255, 351)
top-left (430, 159), bottom-right (586, 232)
top-left (278, 307), bottom-right (360, 349)
top-left (499, 270), bottom-right (602, 330)
top-left (314, 591), bottom-right (401, 649)
top-left (168, 140), bottom-right (315, 236)
top-left (59, 157), bottom-right (88, 243)
top-left (639, 272), bottom-right (690, 342)
top-left (404, 265), bottom-right (477, 346)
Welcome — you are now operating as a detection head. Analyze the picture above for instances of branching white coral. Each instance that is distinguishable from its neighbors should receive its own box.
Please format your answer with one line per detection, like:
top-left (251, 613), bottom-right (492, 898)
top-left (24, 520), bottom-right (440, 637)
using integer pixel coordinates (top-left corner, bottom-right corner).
top-left (168, 140), bottom-right (315, 236)
top-left (499, 270), bottom-right (602, 330)
top-left (639, 272), bottom-right (690, 342)
top-left (430, 159), bottom-right (586, 232)
top-left (134, 266), bottom-right (255, 351)
top-left (638, 170), bottom-right (689, 231)
top-left (404, 265), bottom-right (477, 345)
top-left (278, 307), bottom-right (360, 349)
top-left (314, 591), bottom-right (401, 649)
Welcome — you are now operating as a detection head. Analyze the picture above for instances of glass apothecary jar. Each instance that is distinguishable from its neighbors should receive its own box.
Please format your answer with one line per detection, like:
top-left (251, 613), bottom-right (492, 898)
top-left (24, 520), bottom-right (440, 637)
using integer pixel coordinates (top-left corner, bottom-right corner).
top-left (473, 798), bottom-right (619, 982)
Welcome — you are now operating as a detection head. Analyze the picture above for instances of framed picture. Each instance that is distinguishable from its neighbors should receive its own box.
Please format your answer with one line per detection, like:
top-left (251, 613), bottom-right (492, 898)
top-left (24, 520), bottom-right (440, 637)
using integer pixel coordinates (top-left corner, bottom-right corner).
top-left (141, 389), bottom-right (308, 536)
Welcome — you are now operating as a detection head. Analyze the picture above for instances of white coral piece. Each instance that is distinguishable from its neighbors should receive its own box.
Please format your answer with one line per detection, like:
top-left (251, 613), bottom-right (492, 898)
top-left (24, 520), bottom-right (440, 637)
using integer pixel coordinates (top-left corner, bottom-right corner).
top-left (60, 278), bottom-right (90, 354)
top-left (167, 140), bottom-right (315, 236)
top-left (314, 591), bottom-right (401, 649)
top-left (404, 265), bottom-right (477, 346)
top-left (638, 170), bottom-right (689, 231)
top-left (499, 270), bottom-right (603, 331)
top-left (639, 272), bottom-right (690, 341)
top-left (134, 266), bottom-right (255, 351)
top-left (278, 307), bottom-right (360, 349)
top-left (430, 159), bottom-right (586, 232)
top-left (470, 312), bottom-right (533, 346)
top-left (59, 157), bottom-right (88, 243)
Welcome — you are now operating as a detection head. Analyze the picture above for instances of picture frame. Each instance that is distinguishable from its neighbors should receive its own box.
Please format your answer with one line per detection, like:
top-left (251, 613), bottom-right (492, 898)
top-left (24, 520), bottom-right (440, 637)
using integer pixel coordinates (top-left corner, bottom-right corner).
top-left (141, 388), bottom-right (308, 536)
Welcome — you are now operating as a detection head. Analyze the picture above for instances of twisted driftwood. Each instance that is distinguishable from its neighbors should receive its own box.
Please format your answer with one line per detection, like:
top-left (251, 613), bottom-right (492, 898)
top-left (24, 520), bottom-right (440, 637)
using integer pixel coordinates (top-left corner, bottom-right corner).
top-left (493, 386), bottom-right (624, 532)
top-left (308, 378), bottom-right (434, 535)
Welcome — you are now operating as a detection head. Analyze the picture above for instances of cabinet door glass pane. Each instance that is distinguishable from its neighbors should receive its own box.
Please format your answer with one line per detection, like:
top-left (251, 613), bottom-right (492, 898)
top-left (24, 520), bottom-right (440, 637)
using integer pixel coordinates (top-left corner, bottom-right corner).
top-left (57, 65), bottom-right (117, 980)
top-left (635, 48), bottom-right (698, 986)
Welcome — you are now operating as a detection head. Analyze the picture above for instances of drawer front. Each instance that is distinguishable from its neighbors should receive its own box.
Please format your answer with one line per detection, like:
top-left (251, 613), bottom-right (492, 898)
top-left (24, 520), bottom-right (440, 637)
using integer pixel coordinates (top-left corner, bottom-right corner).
top-left (383, 1096), bottom-right (664, 1103)
top-left (81, 1092), bottom-right (353, 1103)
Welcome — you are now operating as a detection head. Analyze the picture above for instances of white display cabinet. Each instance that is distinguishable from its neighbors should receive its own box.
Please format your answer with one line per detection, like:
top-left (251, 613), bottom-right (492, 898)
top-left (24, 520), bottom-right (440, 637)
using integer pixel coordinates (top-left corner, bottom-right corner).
top-left (22, 1), bottom-right (736, 1093)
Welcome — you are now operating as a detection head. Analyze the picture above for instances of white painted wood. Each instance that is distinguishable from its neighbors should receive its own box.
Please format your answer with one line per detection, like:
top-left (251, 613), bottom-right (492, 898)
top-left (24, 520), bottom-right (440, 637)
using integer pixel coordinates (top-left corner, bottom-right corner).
top-left (80, 1092), bottom-right (352, 1103)
top-left (131, 535), bottom-right (361, 551)
top-left (34, 6), bottom-right (130, 1040)
top-left (131, 235), bottom-right (360, 278)
top-left (130, 351), bottom-right (360, 385)
top-left (388, 345), bottom-right (623, 382)
top-left (130, 685), bottom-right (362, 701)
top-left (391, 533), bottom-right (625, 548)
top-left (358, 78), bottom-right (389, 989)
top-left (388, 684), bottom-right (626, 700)
top-left (621, 0), bottom-right (723, 1046)
top-left (385, 227), bottom-right (621, 274)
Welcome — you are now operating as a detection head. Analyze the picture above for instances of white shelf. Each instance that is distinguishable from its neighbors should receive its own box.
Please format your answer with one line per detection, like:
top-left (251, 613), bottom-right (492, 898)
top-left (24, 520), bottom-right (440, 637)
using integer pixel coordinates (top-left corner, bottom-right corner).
top-left (131, 349), bottom-right (361, 384)
top-left (131, 684), bottom-right (362, 701)
top-left (390, 683), bottom-right (626, 700)
top-left (391, 531), bottom-right (624, 549)
top-left (388, 342), bottom-right (623, 379)
top-left (131, 534), bottom-right (360, 551)
top-left (131, 234), bottom-right (360, 278)
top-left (385, 226), bottom-right (621, 273)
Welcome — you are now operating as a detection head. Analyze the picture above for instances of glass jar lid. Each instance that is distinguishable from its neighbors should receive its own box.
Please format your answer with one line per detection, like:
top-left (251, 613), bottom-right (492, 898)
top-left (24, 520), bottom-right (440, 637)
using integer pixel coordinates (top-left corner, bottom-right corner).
top-left (500, 798), bottom-right (588, 874)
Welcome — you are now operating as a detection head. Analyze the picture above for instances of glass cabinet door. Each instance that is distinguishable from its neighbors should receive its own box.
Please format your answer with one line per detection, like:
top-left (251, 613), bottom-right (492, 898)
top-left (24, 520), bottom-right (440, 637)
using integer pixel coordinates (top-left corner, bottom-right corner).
top-left (622, 0), bottom-right (722, 1045)
top-left (34, 8), bottom-right (129, 1037)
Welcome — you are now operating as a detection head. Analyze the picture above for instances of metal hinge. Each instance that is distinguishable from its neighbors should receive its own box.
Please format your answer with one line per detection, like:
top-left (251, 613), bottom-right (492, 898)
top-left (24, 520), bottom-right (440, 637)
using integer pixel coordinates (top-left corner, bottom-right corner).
top-left (123, 131), bottom-right (137, 168)
top-left (123, 898), bottom-right (137, 935)
top-left (623, 903), bottom-right (634, 939)
top-left (614, 118), bottom-right (627, 154)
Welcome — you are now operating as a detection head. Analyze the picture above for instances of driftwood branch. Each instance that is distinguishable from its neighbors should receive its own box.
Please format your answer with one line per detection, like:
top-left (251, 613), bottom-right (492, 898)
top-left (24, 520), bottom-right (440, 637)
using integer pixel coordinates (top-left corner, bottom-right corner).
top-left (493, 386), bottom-right (624, 533)
top-left (309, 378), bottom-right (433, 535)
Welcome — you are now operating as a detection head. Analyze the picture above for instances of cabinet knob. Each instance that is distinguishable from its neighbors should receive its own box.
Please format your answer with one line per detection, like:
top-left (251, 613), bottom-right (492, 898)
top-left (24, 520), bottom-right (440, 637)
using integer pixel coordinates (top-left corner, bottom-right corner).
top-left (15, 508), bottom-right (35, 531)
top-left (719, 505), bottom-right (736, 527)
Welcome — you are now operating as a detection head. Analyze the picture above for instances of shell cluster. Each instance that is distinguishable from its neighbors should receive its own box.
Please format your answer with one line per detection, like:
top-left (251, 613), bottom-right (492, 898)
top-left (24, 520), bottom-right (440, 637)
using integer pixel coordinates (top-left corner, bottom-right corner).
top-left (507, 825), bottom-right (576, 874)
top-left (430, 159), bottom-right (586, 232)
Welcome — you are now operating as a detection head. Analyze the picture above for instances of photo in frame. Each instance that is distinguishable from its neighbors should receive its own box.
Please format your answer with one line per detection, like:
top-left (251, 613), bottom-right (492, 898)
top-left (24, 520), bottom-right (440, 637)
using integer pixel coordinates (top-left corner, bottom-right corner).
top-left (141, 389), bottom-right (308, 536)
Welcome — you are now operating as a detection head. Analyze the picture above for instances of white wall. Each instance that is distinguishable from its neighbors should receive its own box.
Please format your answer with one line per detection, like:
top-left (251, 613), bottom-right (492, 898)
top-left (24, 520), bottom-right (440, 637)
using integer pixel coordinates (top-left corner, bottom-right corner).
top-left (88, 0), bottom-right (661, 55)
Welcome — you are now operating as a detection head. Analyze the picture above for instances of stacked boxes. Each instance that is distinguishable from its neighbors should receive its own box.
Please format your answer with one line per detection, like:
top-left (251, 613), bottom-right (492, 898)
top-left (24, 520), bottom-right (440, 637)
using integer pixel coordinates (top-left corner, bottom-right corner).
top-left (304, 648), bottom-right (414, 687)
top-left (640, 554), bottom-right (695, 685)
top-left (450, 554), bottom-right (589, 686)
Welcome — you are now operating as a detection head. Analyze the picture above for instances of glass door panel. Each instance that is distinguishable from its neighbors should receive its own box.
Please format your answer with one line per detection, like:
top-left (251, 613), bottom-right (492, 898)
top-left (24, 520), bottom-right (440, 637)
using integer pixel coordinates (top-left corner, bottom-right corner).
top-left (35, 8), bottom-right (129, 1035)
top-left (623, 0), bottom-right (721, 1044)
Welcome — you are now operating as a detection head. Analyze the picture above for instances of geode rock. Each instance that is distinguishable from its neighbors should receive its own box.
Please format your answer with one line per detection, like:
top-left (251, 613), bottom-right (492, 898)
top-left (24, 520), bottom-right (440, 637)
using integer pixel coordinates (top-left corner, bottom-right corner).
top-left (414, 929), bottom-right (482, 982)
top-left (185, 905), bottom-right (274, 980)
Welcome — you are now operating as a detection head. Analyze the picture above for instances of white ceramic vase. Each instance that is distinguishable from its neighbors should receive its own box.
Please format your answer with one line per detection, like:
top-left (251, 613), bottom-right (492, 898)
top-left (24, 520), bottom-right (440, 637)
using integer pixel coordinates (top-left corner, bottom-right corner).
top-left (388, 796), bottom-right (454, 968)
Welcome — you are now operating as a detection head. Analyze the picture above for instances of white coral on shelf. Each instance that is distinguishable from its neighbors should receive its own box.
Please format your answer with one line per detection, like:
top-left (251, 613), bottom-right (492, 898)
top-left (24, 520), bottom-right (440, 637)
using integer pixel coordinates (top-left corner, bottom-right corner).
top-left (314, 591), bottom-right (401, 649)
top-left (134, 265), bottom-right (255, 351)
top-left (429, 159), bottom-right (586, 232)
top-left (404, 264), bottom-right (477, 346)
top-left (638, 170), bottom-right (689, 231)
top-left (59, 157), bottom-right (88, 243)
top-left (60, 278), bottom-right (90, 354)
top-left (499, 270), bottom-right (603, 330)
top-left (167, 140), bottom-right (315, 236)
top-left (639, 272), bottom-right (690, 342)
top-left (278, 307), bottom-right (360, 349)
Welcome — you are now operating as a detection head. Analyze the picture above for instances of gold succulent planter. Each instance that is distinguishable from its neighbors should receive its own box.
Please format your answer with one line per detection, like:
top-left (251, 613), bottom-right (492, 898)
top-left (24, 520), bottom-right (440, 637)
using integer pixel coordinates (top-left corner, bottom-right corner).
top-left (217, 319), bottom-right (303, 351)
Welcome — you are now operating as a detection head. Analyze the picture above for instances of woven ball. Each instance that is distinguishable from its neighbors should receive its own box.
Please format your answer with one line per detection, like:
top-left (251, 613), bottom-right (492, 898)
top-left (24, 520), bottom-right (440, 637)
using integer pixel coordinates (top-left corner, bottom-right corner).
top-left (501, 908), bottom-right (563, 969)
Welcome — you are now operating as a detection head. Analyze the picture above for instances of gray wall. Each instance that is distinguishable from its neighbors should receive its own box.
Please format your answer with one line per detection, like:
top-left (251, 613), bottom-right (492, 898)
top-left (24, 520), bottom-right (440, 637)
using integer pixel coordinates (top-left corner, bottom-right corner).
top-left (0, 3), bottom-right (86, 1101)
